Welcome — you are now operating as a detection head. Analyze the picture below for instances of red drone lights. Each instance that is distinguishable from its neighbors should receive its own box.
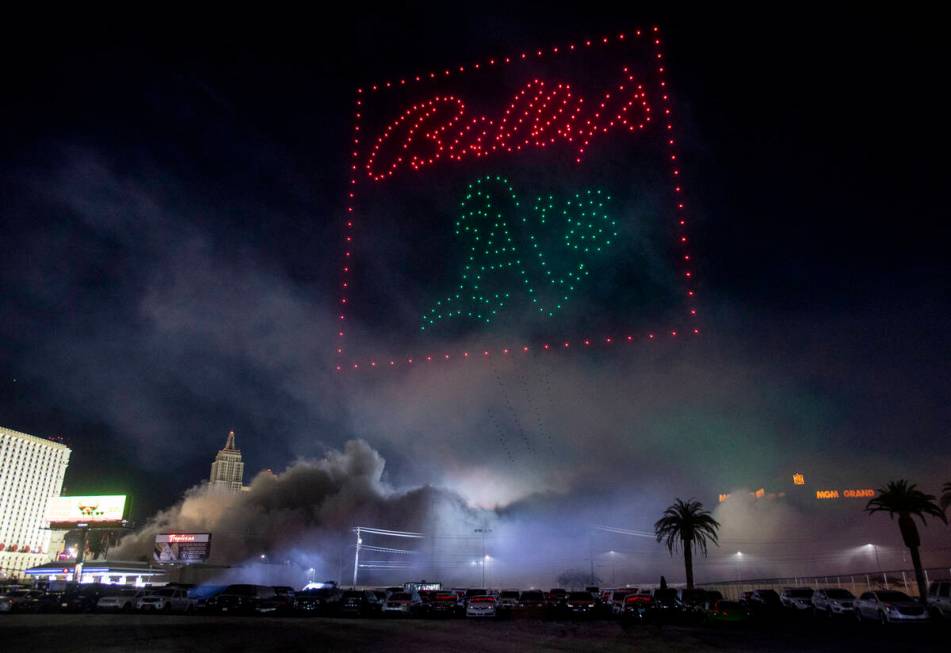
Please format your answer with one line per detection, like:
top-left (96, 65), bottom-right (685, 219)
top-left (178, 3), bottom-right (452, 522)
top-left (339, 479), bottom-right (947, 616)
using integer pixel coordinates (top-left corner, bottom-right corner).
top-left (337, 26), bottom-right (701, 374)
top-left (365, 73), bottom-right (650, 180)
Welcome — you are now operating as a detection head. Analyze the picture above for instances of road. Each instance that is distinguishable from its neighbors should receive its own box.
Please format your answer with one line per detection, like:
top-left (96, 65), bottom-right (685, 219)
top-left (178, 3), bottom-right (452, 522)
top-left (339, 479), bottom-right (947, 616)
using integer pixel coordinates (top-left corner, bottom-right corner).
top-left (0, 614), bottom-right (946, 652)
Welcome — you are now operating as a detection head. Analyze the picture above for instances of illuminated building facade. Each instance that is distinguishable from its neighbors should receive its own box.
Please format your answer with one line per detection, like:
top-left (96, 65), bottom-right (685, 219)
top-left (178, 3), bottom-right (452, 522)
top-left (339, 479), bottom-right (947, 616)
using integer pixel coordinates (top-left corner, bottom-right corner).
top-left (209, 430), bottom-right (244, 492)
top-left (0, 425), bottom-right (71, 577)
top-left (718, 471), bottom-right (877, 507)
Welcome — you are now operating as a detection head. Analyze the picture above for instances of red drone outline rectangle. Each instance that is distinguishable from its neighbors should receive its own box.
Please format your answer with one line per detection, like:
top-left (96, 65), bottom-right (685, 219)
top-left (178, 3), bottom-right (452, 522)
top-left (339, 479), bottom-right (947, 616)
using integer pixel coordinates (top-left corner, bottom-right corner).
top-left (336, 25), bottom-right (700, 373)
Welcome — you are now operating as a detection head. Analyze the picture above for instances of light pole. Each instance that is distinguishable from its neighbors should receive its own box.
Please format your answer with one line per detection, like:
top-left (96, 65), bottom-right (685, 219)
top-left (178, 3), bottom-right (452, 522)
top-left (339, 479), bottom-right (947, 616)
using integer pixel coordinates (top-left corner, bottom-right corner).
top-left (352, 528), bottom-right (363, 587)
top-left (734, 552), bottom-right (743, 582)
top-left (474, 528), bottom-right (492, 589)
top-left (866, 543), bottom-right (885, 587)
top-left (603, 551), bottom-right (619, 586)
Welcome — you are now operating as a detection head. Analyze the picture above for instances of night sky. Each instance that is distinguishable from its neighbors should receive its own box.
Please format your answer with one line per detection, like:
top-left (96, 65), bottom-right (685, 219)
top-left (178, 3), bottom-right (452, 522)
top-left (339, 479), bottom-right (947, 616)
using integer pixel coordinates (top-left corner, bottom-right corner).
top-left (2, 3), bottom-right (949, 555)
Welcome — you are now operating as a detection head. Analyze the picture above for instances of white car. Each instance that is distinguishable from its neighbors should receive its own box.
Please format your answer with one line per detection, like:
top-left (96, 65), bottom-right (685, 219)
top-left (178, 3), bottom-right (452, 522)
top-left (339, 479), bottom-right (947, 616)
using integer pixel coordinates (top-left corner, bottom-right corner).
top-left (780, 588), bottom-right (814, 610)
top-left (854, 590), bottom-right (928, 623)
top-left (811, 588), bottom-right (855, 616)
top-left (97, 589), bottom-right (142, 612)
top-left (466, 595), bottom-right (497, 618)
top-left (136, 587), bottom-right (194, 612)
top-left (497, 590), bottom-right (520, 610)
top-left (381, 591), bottom-right (421, 617)
top-left (928, 581), bottom-right (951, 619)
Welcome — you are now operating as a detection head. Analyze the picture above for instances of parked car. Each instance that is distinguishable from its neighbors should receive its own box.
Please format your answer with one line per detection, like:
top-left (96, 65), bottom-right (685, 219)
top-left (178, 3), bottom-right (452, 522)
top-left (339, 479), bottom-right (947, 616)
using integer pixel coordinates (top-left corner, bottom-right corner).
top-left (927, 580), bottom-right (951, 620)
top-left (427, 591), bottom-right (463, 617)
top-left (50, 583), bottom-right (110, 612)
top-left (854, 590), bottom-right (928, 624)
top-left (620, 592), bottom-right (652, 622)
top-left (497, 590), bottom-right (520, 612)
top-left (370, 590), bottom-right (389, 614)
top-left (271, 586), bottom-right (296, 614)
top-left (136, 587), bottom-right (194, 612)
top-left (294, 586), bottom-right (343, 616)
top-left (338, 590), bottom-right (381, 617)
top-left (565, 591), bottom-right (597, 616)
top-left (705, 599), bottom-right (751, 623)
top-left (811, 588), bottom-right (856, 616)
top-left (464, 588), bottom-right (488, 601)
top-left (188, 585), bottom-right (226, 612)
top-left (519, 590), bottom-right (546, 610)
top-left (747, 589), bottom-right (782, 615)
top-left (96, 588), bottom-right (141, 612)
top-left (607, 589), bottom-right (634, 615)
top-left (546, 588), bottom-right (567, 610)
top-left (0, 589), bottom-right (44, 613)
top-left (677, 588), bottom-right (713, 620)
top-left (466, 595), bottom-right (497, 618)
top-left (780, 588), bottom-right (815, 611)
top-left (206, 584), bottom-right (278, 615)
top-left (381, 591), bottom-right (422, 617)
top-left (646, 588), bottom-right (688, 624)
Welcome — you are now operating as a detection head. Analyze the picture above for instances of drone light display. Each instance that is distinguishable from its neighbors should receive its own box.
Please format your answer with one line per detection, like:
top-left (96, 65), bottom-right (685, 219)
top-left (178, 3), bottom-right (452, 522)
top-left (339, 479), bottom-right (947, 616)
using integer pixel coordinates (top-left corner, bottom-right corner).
top-left (336, 26), bottom-right (701, 373)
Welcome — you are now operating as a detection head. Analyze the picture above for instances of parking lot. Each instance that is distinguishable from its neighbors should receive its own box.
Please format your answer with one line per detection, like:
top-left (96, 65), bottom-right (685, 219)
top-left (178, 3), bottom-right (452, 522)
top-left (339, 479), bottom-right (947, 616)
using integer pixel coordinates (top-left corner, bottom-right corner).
top-left (1, 612), bottom-right (948, 652)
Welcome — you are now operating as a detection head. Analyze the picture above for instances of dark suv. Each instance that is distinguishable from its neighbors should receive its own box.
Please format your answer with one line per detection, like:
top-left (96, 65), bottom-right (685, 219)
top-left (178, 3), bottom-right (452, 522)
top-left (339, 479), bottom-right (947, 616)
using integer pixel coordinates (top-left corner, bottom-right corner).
top-left (205, 584), bottom-right (278, 615)
top-left (271, 586), bottom-right (296, 614)
top-left (338, 590), bottom-right (382, 617)
top-left (294, 586), bottom-right (343, 616)
top-left (45, 583), bottom-right (109, 613)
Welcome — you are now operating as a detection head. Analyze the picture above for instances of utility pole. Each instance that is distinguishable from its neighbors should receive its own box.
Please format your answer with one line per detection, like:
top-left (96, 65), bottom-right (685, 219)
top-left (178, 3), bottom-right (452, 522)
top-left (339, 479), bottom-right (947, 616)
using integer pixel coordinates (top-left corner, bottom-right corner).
top-left (430, 492), bottom-right (437, 582)
top-left (352, 527), bottom-right (362, 587)
top-left (588, 531), bottom-right (595, 586)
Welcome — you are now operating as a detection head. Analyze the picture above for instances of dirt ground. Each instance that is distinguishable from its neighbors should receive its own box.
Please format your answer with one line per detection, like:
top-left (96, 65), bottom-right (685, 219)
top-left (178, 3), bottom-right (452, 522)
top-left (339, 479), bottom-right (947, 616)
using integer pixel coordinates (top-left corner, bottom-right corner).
top-left (1, 613), bottom-right (946, 652)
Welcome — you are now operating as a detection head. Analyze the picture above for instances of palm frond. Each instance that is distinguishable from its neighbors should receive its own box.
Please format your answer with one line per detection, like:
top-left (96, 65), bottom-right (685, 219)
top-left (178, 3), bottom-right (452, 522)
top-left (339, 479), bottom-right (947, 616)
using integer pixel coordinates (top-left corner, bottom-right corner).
top-left (941, 482), bottom-right (951, 511)
top-left (865, 480), bottom-right (948, 526)
top-left (654, 498), bottom-right (720, 558)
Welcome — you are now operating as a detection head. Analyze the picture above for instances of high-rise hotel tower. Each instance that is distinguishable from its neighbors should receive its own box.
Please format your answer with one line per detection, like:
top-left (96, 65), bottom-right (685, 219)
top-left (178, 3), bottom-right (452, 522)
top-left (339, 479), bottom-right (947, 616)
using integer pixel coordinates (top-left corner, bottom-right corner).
top-left (0, 425), bottom-right (71, 576)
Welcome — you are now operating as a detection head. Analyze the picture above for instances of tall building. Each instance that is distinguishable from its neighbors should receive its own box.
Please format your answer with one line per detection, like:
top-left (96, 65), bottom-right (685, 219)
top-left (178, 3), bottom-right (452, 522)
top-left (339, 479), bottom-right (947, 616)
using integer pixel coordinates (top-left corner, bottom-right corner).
top-left (209, 430), bottom-right (244, 492)
top-left (0, 425), bottom-right (71, 577)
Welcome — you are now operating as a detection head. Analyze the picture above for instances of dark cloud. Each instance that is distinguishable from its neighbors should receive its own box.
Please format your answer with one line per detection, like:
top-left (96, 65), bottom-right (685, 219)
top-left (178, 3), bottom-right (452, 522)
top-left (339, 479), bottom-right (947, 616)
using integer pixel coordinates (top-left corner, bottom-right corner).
top-left (2, 7), bottom-right (950, 585)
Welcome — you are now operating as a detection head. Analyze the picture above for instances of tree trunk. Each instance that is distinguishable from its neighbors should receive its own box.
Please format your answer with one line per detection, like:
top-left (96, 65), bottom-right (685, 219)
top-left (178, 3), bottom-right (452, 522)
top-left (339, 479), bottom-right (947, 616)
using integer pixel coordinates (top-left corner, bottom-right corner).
top-left (683, 541), bottom-right (694, 590)
top-left (908, 544), bottom-right (928, 604)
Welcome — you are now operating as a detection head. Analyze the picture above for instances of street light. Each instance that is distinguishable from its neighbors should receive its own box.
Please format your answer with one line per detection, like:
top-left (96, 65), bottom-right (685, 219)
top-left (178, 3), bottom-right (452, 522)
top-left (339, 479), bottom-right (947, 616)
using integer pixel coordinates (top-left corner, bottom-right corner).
top-left (734, 552), bottom-right (743, 582)
top-left (866, 543), bottom-right (883, 574)
top-left (603, 550), bottom-right (619, 586)
top-left (474, 527), bottom-right (493, 589)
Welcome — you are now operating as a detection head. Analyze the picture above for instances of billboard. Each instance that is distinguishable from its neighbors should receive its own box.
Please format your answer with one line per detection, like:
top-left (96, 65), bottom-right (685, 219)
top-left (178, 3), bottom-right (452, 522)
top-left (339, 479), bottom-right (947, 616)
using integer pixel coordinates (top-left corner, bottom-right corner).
top-left (154, 533), bottom-right (212, 563)
top-left (46, 495), bottom-right (127, 528)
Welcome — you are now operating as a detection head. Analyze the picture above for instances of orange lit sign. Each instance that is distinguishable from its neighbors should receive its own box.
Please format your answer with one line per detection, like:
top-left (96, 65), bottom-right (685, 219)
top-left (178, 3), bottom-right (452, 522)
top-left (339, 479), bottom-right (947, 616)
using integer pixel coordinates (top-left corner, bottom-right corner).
top-left (792, 473), bottom-right (805, 486)
top-left (754, 488), bottom-right (765, 498)
top-left (718, 493), bottom-right (730, 503)
top-left (842, 489), bottom-right (875, 498)
top-left (816, 490), bottom-right (839, 499)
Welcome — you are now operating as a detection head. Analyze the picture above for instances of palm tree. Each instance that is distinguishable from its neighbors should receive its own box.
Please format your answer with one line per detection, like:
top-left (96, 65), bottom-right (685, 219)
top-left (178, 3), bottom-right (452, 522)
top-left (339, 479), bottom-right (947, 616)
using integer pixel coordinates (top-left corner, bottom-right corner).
top-left (865, 480), bottom-right (947, 603)
top-left (940, 482), bottom-right (951, 512)
top-left (654, 498), bottom-right (720, 590)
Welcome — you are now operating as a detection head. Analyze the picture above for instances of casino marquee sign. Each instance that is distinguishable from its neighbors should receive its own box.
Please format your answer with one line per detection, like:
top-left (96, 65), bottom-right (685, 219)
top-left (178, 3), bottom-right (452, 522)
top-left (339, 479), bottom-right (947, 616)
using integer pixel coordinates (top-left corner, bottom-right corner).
top-left (154, 533), bottom-right (212, 564)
